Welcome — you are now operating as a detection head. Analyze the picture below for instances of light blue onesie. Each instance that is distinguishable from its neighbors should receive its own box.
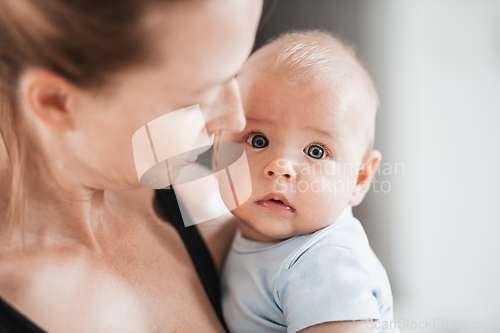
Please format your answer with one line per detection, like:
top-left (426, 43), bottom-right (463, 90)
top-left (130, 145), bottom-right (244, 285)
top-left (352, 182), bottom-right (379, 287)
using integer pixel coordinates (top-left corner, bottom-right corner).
top-left (221, 205), bottom-right (397, 333)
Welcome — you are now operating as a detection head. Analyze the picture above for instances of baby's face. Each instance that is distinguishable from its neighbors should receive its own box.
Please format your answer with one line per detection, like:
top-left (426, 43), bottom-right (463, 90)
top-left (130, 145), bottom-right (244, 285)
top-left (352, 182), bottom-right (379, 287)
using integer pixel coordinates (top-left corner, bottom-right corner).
top-left (221, 70), bottom-right (367, 242)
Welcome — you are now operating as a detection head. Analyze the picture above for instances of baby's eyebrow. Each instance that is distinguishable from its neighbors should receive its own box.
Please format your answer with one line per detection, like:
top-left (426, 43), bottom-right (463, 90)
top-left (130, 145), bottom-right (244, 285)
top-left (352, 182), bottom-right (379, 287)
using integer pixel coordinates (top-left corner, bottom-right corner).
top-left (246, 118), bottom-right (333, 139)
top-left (306, 126), bottom-right (333, 139)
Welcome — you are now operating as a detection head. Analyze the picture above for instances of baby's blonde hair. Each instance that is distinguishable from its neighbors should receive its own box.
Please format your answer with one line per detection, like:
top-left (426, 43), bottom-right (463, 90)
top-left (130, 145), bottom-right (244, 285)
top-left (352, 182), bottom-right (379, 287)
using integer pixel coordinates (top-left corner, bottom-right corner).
top-left (246, 30), bottom-right (379, 154)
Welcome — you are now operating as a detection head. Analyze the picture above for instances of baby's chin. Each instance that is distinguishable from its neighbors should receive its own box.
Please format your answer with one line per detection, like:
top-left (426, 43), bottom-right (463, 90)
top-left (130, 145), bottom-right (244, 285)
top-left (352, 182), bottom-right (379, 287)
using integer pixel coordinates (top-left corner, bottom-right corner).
top-left (235, 214), bottom-right (301, 242)
top-left (237, 209), bottom-right (341, 242)
top-left (238, 221), bottom-right (295, 242)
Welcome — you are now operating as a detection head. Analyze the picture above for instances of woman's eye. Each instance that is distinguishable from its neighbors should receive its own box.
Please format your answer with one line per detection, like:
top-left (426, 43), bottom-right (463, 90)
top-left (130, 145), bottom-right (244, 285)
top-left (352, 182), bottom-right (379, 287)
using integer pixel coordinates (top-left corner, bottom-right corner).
top-left (247, 134), bottom-right (269, 148)
top-left (305, 145), bottom-right (326, 159)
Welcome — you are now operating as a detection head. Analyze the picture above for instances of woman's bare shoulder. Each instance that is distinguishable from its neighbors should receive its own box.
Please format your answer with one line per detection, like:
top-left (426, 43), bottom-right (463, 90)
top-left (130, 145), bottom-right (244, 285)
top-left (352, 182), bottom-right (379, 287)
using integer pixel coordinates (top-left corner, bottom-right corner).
top-left (0, 242), bottom-right (89, 297)
top-left (0, 230), bottom-right (223, 332)
top-left (0, 243), bottom-right (96, 330)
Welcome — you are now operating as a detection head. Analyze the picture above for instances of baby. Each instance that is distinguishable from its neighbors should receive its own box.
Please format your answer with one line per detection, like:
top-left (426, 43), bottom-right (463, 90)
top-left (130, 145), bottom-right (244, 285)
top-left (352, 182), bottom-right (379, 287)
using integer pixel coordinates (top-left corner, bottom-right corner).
top-left (220, 31), bottom-right (396, 333)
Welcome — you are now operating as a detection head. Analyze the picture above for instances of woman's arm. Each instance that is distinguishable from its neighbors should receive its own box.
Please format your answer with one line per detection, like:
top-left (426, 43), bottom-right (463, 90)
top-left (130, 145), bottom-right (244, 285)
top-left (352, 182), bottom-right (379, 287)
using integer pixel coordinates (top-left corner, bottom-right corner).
top-left (197, 214), bottom-right (238, 275)
top-left (173, 162), bottom-right (238, 274)
top-left (298, 320), bottom-right (373, 333)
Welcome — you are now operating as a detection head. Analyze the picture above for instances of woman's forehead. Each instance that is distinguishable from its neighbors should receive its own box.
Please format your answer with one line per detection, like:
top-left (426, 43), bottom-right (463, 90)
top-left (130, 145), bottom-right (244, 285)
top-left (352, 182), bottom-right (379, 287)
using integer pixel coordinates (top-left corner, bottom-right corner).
top-left (141, 0), bottom-right (261, 92)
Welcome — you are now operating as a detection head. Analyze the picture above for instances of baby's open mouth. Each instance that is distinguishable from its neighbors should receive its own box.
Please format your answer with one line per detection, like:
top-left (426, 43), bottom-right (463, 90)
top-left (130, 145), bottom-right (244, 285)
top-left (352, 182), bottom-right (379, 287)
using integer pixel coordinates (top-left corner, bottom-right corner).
top-left (256, 194), bottom-right (295, 215)
top-left (269, 199), bottom-right (292, 208)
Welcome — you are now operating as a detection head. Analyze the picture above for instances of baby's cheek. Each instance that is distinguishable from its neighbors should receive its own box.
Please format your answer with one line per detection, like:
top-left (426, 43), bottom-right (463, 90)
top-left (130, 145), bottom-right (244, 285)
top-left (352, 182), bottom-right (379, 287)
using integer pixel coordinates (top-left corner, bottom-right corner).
top-left (309, 194), bottom-right (348, 230)
top-left (327, 173), bottom-right (355, 197)
top-left (303, 178), bottom-right (349, 214)
top-left (299, 190), bottom-right (332, 220)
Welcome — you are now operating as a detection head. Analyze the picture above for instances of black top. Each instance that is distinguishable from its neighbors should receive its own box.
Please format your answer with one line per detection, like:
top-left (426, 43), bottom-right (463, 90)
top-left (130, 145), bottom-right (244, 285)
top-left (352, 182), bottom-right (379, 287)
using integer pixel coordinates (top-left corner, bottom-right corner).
top-left (0, 187), bottom-right (227, 333)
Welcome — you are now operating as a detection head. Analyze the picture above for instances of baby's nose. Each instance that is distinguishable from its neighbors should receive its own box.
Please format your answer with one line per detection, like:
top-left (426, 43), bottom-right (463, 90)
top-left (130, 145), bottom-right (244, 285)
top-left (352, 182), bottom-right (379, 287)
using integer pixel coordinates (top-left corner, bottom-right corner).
top-left (264, 159), bottom-right (297, 182)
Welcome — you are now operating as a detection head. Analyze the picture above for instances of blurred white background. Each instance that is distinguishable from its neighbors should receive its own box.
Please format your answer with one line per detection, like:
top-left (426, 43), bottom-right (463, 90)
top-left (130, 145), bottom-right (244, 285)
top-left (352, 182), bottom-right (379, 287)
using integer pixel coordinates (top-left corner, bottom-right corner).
top-left (251, 0), bottom-right (500, 331)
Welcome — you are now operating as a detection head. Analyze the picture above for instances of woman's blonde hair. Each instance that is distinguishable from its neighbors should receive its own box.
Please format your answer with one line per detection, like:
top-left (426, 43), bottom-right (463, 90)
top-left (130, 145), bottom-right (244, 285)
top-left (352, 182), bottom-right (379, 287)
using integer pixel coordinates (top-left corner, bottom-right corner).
top-left (0, 0), bottom-right (165, 230)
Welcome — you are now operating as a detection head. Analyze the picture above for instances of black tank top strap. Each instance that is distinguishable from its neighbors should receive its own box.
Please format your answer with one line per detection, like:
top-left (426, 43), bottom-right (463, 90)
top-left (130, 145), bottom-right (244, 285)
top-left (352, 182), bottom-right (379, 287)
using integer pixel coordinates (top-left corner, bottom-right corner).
top-left (155, 187), bottom-right (228, 332)
top-left (0, 297), bottom-right (46, 333)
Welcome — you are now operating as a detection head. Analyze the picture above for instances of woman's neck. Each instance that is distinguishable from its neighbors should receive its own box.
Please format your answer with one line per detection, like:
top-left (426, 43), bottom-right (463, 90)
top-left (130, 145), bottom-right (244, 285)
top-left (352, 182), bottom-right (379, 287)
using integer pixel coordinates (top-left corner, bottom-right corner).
top-left (0, 153), bottom-right (157, 251)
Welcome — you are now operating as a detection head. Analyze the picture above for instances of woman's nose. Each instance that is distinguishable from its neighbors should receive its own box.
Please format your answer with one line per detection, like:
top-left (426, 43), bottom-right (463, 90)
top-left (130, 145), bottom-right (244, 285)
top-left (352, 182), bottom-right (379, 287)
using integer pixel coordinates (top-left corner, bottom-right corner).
top-left (264, 158), bottom-right (297, 182)
top-left (204, 78), bottom-right (246, 135)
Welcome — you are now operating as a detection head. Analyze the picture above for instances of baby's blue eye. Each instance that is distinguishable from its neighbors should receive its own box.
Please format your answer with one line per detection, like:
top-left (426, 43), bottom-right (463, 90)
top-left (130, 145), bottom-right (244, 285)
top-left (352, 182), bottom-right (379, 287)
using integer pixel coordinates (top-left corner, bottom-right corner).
top-left (247, 134), bottom-right (269, 148)
top-left (306, 145), bottom-right (325, 159)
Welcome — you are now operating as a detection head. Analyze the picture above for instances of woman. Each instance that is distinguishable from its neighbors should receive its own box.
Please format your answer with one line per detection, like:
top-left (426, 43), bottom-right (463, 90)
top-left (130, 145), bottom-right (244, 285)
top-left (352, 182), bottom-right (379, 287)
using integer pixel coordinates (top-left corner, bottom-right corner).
top-left (0, 0), bottom-right (262, 332)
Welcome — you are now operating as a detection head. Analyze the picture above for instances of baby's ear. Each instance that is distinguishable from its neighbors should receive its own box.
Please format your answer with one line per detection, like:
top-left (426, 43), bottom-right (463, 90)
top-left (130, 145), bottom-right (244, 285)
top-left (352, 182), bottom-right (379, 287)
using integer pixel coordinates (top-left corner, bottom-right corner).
top-left (349, 150), bottom-right (381, 206)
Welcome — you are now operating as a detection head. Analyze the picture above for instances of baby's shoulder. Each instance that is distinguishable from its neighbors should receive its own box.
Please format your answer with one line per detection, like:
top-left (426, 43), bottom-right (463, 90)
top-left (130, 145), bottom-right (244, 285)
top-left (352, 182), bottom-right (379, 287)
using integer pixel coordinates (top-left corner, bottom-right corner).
top-left (272, 217), bottom-right (394, 330)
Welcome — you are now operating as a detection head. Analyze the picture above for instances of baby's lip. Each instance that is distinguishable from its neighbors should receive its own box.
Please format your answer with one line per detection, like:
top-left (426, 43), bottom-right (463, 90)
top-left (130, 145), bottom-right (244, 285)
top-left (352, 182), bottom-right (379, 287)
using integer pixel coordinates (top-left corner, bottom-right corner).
top-left (256, 192), bottom-right (295, 211)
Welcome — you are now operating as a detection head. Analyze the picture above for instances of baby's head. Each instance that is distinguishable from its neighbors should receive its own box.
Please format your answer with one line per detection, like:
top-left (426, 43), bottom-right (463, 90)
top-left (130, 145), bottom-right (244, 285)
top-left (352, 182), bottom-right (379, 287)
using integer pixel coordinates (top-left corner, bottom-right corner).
top-left (221, 31), bottom-right (381, 242)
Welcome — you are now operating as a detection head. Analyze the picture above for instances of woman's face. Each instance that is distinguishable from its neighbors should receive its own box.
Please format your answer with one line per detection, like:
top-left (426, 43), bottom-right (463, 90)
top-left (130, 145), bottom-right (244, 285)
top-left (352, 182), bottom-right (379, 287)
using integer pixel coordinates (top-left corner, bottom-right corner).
top-left (65, 0), bottom-right (262, 190)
